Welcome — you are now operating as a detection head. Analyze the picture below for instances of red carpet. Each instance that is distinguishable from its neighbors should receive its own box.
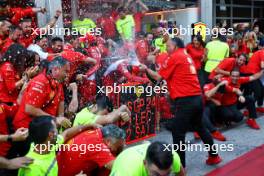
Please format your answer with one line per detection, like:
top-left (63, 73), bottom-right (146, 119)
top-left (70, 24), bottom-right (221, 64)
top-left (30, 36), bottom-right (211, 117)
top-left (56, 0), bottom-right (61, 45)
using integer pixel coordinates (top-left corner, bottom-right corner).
top-left (206, 144), bottom-right (264, 176)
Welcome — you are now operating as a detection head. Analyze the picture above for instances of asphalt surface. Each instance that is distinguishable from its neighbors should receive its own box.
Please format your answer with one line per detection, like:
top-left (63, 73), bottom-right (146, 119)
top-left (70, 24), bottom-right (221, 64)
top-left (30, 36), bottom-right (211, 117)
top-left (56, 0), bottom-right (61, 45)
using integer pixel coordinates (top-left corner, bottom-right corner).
top-left (145, 115), bottom-right (264, 176)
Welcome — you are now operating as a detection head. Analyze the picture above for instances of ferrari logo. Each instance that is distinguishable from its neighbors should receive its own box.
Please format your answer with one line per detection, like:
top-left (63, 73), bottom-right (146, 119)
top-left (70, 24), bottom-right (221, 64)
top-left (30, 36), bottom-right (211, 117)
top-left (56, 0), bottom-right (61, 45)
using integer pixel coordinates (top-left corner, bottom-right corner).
top-left (135, 86), bottom-right (143, 98)
top-left (194, 22), bottom-right (207, 41)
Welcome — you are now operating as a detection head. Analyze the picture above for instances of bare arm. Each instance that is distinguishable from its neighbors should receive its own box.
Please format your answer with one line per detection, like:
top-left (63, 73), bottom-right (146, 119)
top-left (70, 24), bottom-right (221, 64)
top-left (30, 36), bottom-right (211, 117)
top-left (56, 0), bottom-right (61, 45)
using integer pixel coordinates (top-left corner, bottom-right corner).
top-left (205, 81), bottom-right (227, 98)
top-left (0, 157), bottom-right (33, 170)
top-left (145, 67), bottom-right (163, 81)
top-left (215, 67), bottom-right (230, 76)
top-left (136, 0), bottom-right (149, 12)
top-left (96, 105), bottom-right (131, 125)
top-left (39, 10), bottom-right (62, 34)
top-left (57, 101), bottom-right (64, 117)
top-left (249, 70), bottom-right (264, 82)
top-left (61, 123), bottom-right (100, 142)
top-left (25, 104), bottom-right (50, 117)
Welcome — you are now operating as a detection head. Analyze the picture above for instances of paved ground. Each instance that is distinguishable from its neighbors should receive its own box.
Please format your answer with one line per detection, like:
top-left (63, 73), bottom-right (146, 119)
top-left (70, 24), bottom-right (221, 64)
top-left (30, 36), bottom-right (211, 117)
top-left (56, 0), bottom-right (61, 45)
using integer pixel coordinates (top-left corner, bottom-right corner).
top-left (145, 115), bottom-right (264, 176)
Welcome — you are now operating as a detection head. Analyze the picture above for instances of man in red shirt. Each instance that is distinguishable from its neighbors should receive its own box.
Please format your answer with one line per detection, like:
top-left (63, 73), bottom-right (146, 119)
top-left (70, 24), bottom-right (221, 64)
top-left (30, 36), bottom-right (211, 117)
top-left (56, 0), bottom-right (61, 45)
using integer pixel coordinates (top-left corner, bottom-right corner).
top-left (209, 53), bottom-right (247, 80)
top-left (240, 47), bottom-right (264, 111)
top-left (127, 0), bottom-right (149, 33)
top-left (13, 56), bottom-right (71, 130)
top-left (220, 68), bottom-right (263, 129)
top-left (135, 32), bottom-right (153, 64)
top-left (97, 9), bottom-right (117, 40)
top-left (141, 37), bottom-right (221, 167)
top-left (1, 25), bottom-right (22, 54)
top-left (57, 124), bottom-right (126, 176)
top-left (0, 20), bottom-right (11, 51)
top-left (202, 77), bottom-right (228, 141)
top-left (19, 10), bottom-right (62, 48)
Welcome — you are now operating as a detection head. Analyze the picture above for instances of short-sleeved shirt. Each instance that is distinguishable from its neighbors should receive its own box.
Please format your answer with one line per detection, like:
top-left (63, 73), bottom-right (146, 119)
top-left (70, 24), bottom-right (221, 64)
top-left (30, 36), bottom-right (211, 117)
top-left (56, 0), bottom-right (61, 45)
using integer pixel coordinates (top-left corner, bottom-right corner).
top-left (203, 83), bottom-right (223, 102)
top-left (186, 43), bottom-right (205, 70)
top-left (1, 37), bottom-right (14, 54)
top-left (13, 73), bottom-right (64, 129)
top-left (116, 15), bottom-right (135, 41)
top-left (221, 77), bottom-right (250, 106)
top-left (135, 39), bottom-right (150, 62)
top-left (240, 50), bottom-right (264, 74)
top-left (0, 62), bottom-right (20, 103)
top-left (110, 143), bottom-right (181, 176)
top-left (97, 16), bottom-right (116, 39)
top-left (209, 57), bottom-right (236, 79)
top-left (27, 44), bottom-right (48, 61)
top-left (57, 129), bottom-right (115, 176)
top-left (72, 18), bottom-right (96, 35)
top-left (154, 37), bottom-right (167, 53)
top-left (73, 107), bottom-right (97, 126)
top-left (18, 135), bottom-right (64, 176)
top-left (133, 12), bottom-right (144, 33)
top-left (205, 40), bottom-right (230, 72)
top-left (158, 48), bottom-right (201, 99)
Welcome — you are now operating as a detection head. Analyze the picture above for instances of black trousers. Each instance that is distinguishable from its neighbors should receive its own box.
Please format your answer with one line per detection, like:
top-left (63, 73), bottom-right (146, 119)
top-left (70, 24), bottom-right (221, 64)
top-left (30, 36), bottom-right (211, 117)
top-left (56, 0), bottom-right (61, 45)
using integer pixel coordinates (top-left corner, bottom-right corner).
top-left (242, 78), bottom-right (264, 107)
top-left (203, 103), bottom-right (217, 132)
top-left (219, 95), bottom-right (257, 123)
top-left (171, 95), bottom-right (217, 167)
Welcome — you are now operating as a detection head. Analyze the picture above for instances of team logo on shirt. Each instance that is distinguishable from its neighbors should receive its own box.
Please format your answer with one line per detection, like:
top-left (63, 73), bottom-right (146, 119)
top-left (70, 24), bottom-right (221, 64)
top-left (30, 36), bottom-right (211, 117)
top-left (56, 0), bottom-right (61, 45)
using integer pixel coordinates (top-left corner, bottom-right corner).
top-left (135, 86), bottom-right (143, 98)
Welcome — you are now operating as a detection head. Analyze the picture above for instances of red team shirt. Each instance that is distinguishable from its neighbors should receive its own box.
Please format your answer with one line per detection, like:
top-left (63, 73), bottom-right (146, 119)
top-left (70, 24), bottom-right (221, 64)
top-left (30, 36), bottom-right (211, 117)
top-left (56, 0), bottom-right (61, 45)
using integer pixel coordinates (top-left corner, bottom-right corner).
top-left (1, 37), bottom-right (14, 54)
top-left (133, 12), bottom-right (144, 33)
top-left (221, 77), bottom-right (250, 106)
top-left (0, 62), bottom-right (20, 103)
top-left (0, 104), bottom-right (17, 156)
top-left (203, 83), bottom-right (223, 102)
top-left (158, 48), bottom-right (201, 99)
top-left (97, 17), bottom-right (116, 39)
top-left (240, 50), bottom-right (264, 74)
top-left (135, 39), bottom-right (150, 63)
top-left (209, 57), bottom-right (237, 79)
top-left (186, 43), bottom-right (205, 70)
top-left (13, 73), bottom-right (64, 129)
top-left (9, 7), bottom-right (35, 25)
top-left (57, 129), bottom-right (115, 176)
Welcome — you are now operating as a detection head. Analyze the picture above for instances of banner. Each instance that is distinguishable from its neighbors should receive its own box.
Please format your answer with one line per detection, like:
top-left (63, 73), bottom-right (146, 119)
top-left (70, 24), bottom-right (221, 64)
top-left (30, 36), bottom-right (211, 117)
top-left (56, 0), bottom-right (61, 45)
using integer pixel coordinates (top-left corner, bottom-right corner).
top-left (117, 83), bottom-right (157, 144)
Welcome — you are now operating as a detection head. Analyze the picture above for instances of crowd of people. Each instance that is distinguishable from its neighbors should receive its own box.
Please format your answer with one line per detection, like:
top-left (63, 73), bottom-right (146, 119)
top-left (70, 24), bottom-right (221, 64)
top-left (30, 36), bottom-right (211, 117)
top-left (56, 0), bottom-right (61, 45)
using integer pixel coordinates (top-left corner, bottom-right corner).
top-left (0, 0), bottom-right (264, 175)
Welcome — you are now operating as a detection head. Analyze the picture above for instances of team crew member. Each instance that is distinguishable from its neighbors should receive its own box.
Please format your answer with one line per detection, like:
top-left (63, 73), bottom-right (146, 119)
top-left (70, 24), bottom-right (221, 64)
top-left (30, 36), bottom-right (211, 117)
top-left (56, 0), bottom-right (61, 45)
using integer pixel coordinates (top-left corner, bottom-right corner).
top-left (0, 44), bottom-right (38, 104)
top-left (110, 141), bottom-right (185, 176)
top-left (204, 34), bottom-right (229, 81)
top-left (27, 35), bottom-right (60, 61)
top-left (135, 33), bottom-right (153, 64)
top-left (186, 35), bottom-right (205, 87)
top-left (18, 116), bottom-right (99, 176)
top-left (240, 42), bottom-right (264, 109)
top-left (19, 10), bottom-right (62, 48)
top-left (220, 69), bottom-right (263, 129)
top-left (202, 77), bottom-right (228, 141)
top-left (141, 37), bottom-right (221, 167)
top-left (73, 96), bottom-right (130, 126)
top-left (72, 10), bottom-right (96, 35)
top-left (96, 9), bottom-right (117, 40)
top-left (13, 56), bottom-right (71, 130)
top-left (0, 20), bottom-right (11, 52)
top-left (116, 7), bottom-right (135, 41)
top-left (57, 124), bottom-right (126, 176)
top-left (209, 53), bottom-right (247, 80)
top-left (126, 0), bottom-right (149, 33)
top-left (0, 25), bottom-right (22, 54)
